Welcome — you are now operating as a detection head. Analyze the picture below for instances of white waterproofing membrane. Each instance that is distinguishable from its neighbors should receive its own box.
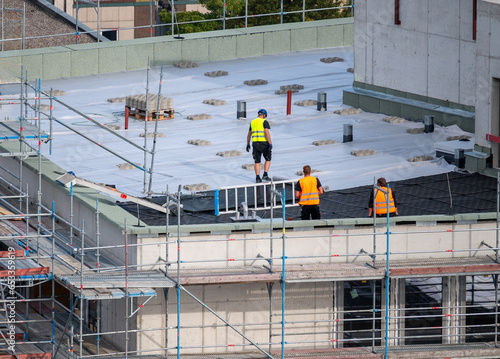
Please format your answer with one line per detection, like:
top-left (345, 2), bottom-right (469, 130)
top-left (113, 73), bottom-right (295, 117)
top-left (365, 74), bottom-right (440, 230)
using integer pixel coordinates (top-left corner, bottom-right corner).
top-left (1, 47), bottom-right (471, 198)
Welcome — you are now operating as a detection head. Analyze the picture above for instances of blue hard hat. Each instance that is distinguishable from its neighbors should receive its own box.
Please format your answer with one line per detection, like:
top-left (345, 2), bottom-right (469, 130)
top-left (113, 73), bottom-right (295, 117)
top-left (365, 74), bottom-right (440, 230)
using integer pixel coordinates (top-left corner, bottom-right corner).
top-left (258, 109), bottom-right (267, 117)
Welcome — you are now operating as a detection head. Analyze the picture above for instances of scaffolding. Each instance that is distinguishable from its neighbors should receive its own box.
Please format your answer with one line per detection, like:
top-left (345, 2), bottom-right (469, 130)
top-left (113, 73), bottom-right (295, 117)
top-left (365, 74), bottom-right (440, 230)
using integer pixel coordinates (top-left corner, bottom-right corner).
top-left (2, 72), bottom-right (500, 359)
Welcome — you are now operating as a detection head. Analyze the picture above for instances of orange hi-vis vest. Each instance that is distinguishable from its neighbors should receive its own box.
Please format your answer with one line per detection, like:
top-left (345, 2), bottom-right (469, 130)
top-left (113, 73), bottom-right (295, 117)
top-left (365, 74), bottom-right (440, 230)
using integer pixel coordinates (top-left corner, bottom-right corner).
top-left (251, 118), bottom-right (267, 142)
top-left (298, 177), bottom-right (320, 205)
top-left (374, 187), bottom-right (396, 214)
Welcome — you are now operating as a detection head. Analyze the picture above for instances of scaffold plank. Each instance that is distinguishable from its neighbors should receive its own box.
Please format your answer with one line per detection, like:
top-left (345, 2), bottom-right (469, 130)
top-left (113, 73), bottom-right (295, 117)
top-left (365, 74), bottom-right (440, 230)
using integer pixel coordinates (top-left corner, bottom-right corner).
top-left (0, 266), bottom-right (49, 277)
top-left (390, 263), bottom-right (500, 277)
top-left (0, 354), bottom-right (51, 359)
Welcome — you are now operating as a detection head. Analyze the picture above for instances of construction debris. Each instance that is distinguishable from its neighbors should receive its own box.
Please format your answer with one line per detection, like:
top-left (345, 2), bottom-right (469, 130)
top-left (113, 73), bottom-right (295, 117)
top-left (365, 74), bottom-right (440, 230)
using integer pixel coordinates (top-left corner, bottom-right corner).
top-left (203, 99), bottom-right (226, 106)
top-left (184, 183), bottom-right (210, 191)
top-left (295, 100), bottom-right (317, 107)
top-left (174, 61), bottom-right (198, 68)
top-left (447, 135), bottom-right (472, 141)
top-left (107, 97), bottom-right (126, 103)
top-left (281, 84), bottom-right (304, 91)
top-left (117, 163), bottom-right (141, 170)
top-left (312, 139), bottom-right (337, 146)
top-left (351, 149), bottom-right (376, 157)
top-left (383, 116), bottom-right (405, 124)
top-left (187, 114), bottom-right (212, 121)
top-left (205, 70), bottom-right (228, 77)
top-left (140, 132), bottom-right (165, 138)
top-left (188, 139), bottom-right (211, 146)
top-left (275, 89), bottom-right (299, 95)
top-left (244, 79), bottom-right (268, 86)
top-left (408, 155), bottom-right (434, 162)
top-left (320, 57), bottom-right (344, 63)
top-left (406, 128), bottom-right (425, 134)
top-left (334, 108), bottom-right (360, 115)
top-left (216, 150), bottom-right (242, 157)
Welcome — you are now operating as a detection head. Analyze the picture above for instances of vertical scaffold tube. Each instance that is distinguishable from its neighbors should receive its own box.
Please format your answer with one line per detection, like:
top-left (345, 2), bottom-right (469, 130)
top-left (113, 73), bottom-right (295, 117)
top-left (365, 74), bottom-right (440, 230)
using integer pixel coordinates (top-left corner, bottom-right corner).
top-left (51, 202), bottom-right (56, 357)
top-left (496, 171), bottom-right (499, 263)
top-left (80, 220), bottom-right (85, 359)
top-left (214, 189), bottom-right (219, 216)
top-left (177, 186), bottom-right (181, 359)
top-left (384, 184), bottom-right (390, 359)
top-left (125, 218), bottom-right (129, 359)
top-left (281, 187), bottom-right (286, 359)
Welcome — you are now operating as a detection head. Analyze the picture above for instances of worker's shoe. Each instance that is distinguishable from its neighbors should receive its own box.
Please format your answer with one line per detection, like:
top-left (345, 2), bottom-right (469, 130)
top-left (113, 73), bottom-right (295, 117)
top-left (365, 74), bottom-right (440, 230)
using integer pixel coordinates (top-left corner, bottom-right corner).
top-left (256, 177), bottom-right (262, 183)
top-left (262, 174), bottom-right (271, 181)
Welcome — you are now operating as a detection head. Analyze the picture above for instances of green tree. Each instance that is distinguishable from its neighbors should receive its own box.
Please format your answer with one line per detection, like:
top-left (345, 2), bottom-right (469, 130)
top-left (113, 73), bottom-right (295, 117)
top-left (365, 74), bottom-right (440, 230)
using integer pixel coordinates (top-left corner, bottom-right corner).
top-left (159, 10), bottom-right (219, 34)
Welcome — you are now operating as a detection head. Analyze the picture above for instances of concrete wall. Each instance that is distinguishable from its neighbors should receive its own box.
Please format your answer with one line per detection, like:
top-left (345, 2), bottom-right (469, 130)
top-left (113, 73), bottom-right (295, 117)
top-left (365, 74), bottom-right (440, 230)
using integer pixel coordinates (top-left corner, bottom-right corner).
top-left (475, 0), bottom-right (500, 163)
top-left (353, 0), bottom-right (476, 107)
top-left (0, 18), bottom-right (353, 81)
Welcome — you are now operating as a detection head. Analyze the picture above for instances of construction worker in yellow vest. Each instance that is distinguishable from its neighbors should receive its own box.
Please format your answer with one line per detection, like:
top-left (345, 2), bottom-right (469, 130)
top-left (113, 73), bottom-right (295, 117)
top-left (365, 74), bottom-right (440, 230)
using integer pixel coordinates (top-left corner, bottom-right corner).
top-left (295, 165), bottom-right (324, 220)
top-left (368, 177), bottom-right (398, 217)
top-left (246, 109), bottom-right (272, 183)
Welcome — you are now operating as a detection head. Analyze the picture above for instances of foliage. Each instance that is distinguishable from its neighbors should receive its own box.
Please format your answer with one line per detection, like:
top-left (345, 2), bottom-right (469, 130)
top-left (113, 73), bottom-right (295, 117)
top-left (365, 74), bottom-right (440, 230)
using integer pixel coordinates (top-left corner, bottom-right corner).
top-left (158, 10), bottom-right (219, 34)
top-left (159, 0), bottom-right (352, 34)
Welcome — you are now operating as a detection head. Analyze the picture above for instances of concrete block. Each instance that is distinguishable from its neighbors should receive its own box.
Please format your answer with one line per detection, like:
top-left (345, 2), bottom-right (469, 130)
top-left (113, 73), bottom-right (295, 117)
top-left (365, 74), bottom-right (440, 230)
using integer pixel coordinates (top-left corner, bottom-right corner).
top-left (140, 132), bottom-right (165, 138)
top-left (204, 70), bottom-right (228, 77)
top-left (244, 79), bottom-right (268, 86)
top-left (275, 89), bottom-right (298, 95)
top-left (40, 104), bottom-right (50, 111)
top-left (99, 45), bottom-right (127, 74)
top-left (181, 38), bottom-right (209, 62)
top-left (117, 162), bottom-right (140, 170)
top-left (294, 100), bottom-right (317, 107)
top-left (188, 139), bottom-right (211, 146)
top-left (281, 84), bottom-right (304, 90)
top-left (216, 150), bottom-right (242, 157)
top-left (406, 128), bottom-right (424, 134)
top-left (125, 94), bottom-right (173, 111)
top-left (71, 49), bottom-right (99, 77)
top-left (52, 90), bottom-right (66, 96)
top-left (108, 97), bottom-right (126, 103)
top-left (382, 116), bottom-right (405, 124)
top-left (334, 107), bottom-right (360, 115)
top-left (242, 163), bottom-right (260, 170)
top-left (291, 27), bottom-right (317, 51)
top-left (263, 30), bottom-right (291, 55)
top-left (347, 67), bottom-right (354, 73)
top-left (351, 149), bottom-right (376, 157)
top-left (105, 124), bottom-right (122, 130)
top-left (187, 114), bottom-right (212, 121)
top-left (407, 155), bottom-right (433, 162)
top-left (312, 139), bottom-right (337, 146)
top-left (153, 40), bottom-right (182, 66)
top-left (43, 51), bottom-right (71, 80)
top-left (320, 57), bottom-right (344, 63)
top-left (125, 43), bottom-right (152, 71)
top-left (447, 135), bottom-right (472, 141)
top-left (183, 183), bottom-right (210, 191)
top-left (209, 36), bottom-right (237, 61)
top-left (174, 61), bottom-right (198, 69)
top-left (203, 99), bottom-right (226, 106)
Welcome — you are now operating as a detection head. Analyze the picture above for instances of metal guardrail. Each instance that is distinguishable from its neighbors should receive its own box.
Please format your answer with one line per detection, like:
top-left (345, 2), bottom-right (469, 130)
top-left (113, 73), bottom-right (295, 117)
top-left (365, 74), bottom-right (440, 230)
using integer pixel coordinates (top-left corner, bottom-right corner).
top-left (215, 179), bottom-right (299, 216)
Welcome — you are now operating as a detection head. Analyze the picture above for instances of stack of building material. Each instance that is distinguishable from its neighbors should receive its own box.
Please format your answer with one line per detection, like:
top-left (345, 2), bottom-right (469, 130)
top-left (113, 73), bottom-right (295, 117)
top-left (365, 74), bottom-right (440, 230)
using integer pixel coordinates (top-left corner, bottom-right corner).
top-left (125, 94), bottom-right (174, 120)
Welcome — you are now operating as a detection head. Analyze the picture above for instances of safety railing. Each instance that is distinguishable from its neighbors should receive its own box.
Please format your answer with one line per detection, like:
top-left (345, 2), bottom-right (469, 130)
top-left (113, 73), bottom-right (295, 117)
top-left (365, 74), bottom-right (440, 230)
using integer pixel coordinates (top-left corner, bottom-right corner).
top-left (215, 179), bottom-right (299, 216)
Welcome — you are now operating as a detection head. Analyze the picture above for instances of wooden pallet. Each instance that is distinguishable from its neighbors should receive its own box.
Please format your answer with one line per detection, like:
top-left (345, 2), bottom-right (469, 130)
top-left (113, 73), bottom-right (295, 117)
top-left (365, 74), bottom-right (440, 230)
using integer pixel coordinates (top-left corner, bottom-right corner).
top-left (126, 106), bottom-right (174, 120)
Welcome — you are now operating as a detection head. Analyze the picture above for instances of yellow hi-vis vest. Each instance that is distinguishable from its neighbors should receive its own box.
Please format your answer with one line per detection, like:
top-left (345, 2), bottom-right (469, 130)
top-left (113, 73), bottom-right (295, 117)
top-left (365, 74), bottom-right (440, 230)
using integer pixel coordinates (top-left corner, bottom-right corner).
top-left (298, 177), bottom-right (320, 205)
top-left (251, 118), bottom-right (268, 142)
top-left (375, 187), bottom-right (396, 214)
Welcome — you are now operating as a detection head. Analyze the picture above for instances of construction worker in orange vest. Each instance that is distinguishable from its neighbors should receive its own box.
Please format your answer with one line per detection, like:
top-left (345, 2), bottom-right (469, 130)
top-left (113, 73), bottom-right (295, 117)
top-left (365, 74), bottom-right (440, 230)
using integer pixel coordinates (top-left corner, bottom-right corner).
top-left (368, 177), bottom-right (398, 217)
top-left (296, 165), bottom-right (324, 220)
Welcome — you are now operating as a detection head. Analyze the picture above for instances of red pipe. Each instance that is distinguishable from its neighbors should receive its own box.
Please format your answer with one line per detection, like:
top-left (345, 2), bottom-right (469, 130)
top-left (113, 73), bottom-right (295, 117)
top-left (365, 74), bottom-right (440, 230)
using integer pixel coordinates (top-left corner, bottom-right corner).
top-left (125, 106), bottom-right (129, 129)
top-left (287, 90), bottom-right (292, 115)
